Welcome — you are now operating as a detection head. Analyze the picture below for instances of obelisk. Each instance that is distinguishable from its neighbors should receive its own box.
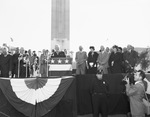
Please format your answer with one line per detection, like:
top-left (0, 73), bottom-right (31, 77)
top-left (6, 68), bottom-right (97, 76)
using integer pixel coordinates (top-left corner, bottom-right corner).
top-left (51, 0), bottom-right (70, 51)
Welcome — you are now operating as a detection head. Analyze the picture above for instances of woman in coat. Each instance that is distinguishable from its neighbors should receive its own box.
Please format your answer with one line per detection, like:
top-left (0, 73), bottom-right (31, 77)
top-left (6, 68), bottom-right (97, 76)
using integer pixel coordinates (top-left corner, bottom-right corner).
top-left (108, 45), bottom-right (123, 74)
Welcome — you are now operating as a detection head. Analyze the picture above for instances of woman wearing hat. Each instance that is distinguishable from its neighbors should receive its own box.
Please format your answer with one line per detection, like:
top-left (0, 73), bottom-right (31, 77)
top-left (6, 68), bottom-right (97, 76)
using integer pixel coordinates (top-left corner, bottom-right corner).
top-left (87, 46), bottom-right (98, 74)
top-left (108, 45), bottom-right (123, 73)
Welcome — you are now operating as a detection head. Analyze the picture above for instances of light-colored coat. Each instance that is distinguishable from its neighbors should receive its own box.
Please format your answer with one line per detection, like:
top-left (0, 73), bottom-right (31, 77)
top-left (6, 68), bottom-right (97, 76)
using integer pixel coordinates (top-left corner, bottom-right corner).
top-left (75, 51), bottom-right (87, 75)
top-left (126, 81), bottom-right (145, 117)
top-left (39, 54), bottom-right (48, 77)
top-left (97, 51), bottom-right (110, 74)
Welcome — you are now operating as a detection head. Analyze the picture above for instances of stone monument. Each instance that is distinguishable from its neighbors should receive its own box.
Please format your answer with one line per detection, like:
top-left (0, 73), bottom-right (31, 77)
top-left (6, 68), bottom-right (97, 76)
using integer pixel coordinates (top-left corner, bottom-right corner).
top-left (51, 0), bottom-right (70, 51)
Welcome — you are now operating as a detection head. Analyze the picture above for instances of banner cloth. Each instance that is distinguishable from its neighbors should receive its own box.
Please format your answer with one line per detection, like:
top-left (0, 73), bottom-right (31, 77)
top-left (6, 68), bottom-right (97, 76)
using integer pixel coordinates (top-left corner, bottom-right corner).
top-left (0, 76), bottom-right (74, 117)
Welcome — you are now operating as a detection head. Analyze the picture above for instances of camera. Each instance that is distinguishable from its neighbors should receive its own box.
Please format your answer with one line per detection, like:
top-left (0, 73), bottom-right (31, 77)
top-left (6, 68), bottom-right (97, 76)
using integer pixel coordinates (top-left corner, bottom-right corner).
top-left (122, 71), bottom-right (135, 85)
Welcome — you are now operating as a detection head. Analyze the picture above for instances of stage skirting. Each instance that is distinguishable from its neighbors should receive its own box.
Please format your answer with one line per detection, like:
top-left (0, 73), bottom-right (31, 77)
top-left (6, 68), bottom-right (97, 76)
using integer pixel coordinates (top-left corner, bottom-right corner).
top-left (0, 74), bottom-right (150, 117)
top-left (0, 76), bottom-right (76, 117)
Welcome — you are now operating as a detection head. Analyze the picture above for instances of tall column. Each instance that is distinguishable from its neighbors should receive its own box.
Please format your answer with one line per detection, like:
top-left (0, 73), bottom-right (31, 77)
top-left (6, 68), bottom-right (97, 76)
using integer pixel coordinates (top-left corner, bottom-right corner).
top-left (51, 0), bottom-right (70, 51)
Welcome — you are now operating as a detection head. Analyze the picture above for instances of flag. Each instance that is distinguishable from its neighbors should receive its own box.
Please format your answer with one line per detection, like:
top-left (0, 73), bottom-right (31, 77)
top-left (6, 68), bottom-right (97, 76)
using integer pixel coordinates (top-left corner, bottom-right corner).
top-left (0, 77), bottom-right (74, 117)
top-left (49, 57), bottom-right (73, 76)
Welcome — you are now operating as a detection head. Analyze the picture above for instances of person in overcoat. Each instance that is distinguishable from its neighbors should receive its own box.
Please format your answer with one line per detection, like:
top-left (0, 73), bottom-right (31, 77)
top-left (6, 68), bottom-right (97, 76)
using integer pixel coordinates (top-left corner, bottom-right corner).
top-left (39, 49), bottom-right (48, 77)
top-left (125, 70), bottom-right (146, 117)
top-left (11, 47), bottom-right (20, 78)
top-left (91, 74), bottom-right (109, 117)
top-left (108, 45), bottom-right (123, 74)
top-left (87, 46), bottom-right (98, 74)
top-left (123, 45), bottom-right (139, 72)
top-left (0, 47), bottom-right (12, 77)
top-left (75, 46), bottom-right (87, 75)
top-left (97, 46), bottom-right (110, 74)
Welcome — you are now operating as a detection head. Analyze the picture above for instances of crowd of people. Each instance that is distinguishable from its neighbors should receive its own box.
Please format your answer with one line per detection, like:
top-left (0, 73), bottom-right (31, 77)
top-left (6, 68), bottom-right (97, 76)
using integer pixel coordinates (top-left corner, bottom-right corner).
top-left (0, 43), bottom-right (148, 117)
top-left (0, 44), bottom-right (68, 78)
top-left (75, 45), bottom-right (149, 117)
top-left (0, 43), bottom-right (139, 78)
top-left (75, 44), bottom-right (139, 75)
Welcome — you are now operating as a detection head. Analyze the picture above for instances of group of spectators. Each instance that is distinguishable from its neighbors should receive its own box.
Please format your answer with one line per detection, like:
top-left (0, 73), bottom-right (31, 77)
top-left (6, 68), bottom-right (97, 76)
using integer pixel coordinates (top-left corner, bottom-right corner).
top-left (74, 45), bottom-right (149, 117)
top-left (0, 44), bottom-right (149, 117)
top-left (75, 44), bottom-right (139, 75)
top-left (0, 44), bottom-right (69, 78)
top-left (0, 47), bottom-right (39, 78)
top-left (0, 43), bottom-right (140, 77)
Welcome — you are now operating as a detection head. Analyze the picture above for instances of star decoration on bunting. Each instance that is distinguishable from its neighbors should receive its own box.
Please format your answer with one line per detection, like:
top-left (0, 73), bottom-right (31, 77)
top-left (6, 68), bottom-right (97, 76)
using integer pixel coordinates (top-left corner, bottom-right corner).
top-left (65, 59), bottom-right (69, 63)
top-left (58, 59), bottom-right (62, 64)
top-left (51, 59), bottom-right (55, 63)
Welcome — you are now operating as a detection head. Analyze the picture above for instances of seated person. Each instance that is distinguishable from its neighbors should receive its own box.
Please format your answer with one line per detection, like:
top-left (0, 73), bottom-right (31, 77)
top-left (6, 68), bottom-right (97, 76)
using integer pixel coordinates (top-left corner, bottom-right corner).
top-left (51, 45), bottom-right (66, 58)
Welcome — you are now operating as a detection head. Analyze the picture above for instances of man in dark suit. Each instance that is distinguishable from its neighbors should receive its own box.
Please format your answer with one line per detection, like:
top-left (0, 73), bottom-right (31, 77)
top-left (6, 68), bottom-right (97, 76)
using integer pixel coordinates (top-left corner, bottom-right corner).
top-left (87, 46), bottom-right (98, 74)
top-left (123, 45), bottom-right (139, 73)
top-left (91, 74), bottom-right (109, 117)
top-left (19, 51), bottom-right (30, 78)
top-left (0, 47), bottom-right (12, 77)
top-left (11, 47), bottom-right (20, 78)
top-left (0, 48), bottom-right (2, 76)
top-left (118, 47), bottom-right (125, 73)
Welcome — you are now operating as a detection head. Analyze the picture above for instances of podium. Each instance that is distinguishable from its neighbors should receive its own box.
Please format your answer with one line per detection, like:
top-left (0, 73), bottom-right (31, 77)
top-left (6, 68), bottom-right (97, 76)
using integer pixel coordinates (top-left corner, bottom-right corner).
top-left (48, 57), bottom-right (73, 76)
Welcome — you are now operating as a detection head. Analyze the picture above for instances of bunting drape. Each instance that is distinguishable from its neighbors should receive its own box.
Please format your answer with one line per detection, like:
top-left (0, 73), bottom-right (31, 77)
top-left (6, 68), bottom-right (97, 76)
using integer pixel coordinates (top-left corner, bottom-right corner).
top-left (0, 76), bottom-right (74, 117)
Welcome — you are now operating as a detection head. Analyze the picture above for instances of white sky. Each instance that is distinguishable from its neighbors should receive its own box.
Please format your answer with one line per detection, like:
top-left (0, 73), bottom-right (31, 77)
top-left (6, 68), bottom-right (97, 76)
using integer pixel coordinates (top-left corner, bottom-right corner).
top-left (0, 0), bottom-right (150, 52)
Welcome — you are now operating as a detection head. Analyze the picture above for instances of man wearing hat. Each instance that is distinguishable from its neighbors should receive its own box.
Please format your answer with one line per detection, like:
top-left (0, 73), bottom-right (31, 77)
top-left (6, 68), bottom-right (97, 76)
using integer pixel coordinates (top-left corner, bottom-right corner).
top-left (87, 46), bottom-right (98, 74)
top-left (91, 74), bottom-right (109, 117)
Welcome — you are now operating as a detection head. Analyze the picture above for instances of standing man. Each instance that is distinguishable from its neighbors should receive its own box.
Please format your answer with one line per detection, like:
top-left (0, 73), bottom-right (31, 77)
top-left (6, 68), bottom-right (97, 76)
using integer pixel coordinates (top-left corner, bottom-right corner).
top-left (19, 50), bottom-right (30, 78)
top-left (87, 46), bottom-right (98, 74)
top-left (75, 46), bottom-right (87, 75)
top-left (39, 49), bottom-right (48, 77)
top-left (29, 50), bottom-right (38, 77)
top-left (123, 45), bottom-right (139, 72)
top-left (97, 46), bottom-right (110, 74)
top-left (18, 47), bottom-right (25, 78)
top-left (91, 74), bottom-right (109, 117)
top-left (0, 47), bottom-right (12, 77)
top-left (118, 47), bottom-right (125, 73)
top-left (11, 47), bottom-right (20, 78)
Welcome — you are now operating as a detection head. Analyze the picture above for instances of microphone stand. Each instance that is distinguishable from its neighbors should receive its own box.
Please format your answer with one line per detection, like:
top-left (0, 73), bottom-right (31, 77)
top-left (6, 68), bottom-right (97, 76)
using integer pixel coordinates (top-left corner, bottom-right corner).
top-left (26, 59), bottom-right (28, 78)
top-left (25, 57), bottom-right (29, 78)
top-left (33, 60), bottom-right (35, 77)
top-left (38, 51), bottom-right (41, 77)
top-left (18, 55), bottom-right (22, 78)
top-left (46, 54), bottom-right (50, 77)
top-left (18, 58), bottom-right (20, 78)
top-left (46, 57), bottom-right (48, 77)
